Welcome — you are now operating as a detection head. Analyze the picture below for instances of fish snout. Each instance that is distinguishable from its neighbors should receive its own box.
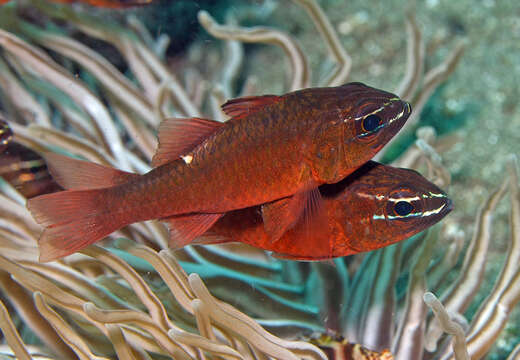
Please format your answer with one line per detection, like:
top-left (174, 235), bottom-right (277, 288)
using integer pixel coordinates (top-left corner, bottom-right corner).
top-left (404, 101), bottom-right (412, 117)
top-left (444, 196), bottom-right (454, 214)
top-left (397, 99), bottom-right (412, 120)
top-left (386, 99), bottom-right (412, 130)
top-left (427, 192), bottom-right (453, 223)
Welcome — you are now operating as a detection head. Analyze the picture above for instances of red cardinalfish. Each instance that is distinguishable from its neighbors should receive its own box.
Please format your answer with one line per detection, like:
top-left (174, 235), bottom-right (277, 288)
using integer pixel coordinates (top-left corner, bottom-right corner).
top-left (0, 0), bottom-right (153, 8)
top-left (205, 161), bottom-right (453, 260)
top-left (27, 82), bottom-right (411, 262)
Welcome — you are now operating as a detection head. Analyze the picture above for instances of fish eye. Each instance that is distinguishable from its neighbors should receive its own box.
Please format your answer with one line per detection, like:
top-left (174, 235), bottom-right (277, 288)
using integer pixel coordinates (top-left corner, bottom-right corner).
top-left (362, 114), bottom-right (381, 132)
top-left (394, 201), bottom-right (414, 216)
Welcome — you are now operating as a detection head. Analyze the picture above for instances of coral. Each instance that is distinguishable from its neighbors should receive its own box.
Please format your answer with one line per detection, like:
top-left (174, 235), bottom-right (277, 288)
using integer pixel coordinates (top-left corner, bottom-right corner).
top-left (0, 0), bottom-right (518, 359)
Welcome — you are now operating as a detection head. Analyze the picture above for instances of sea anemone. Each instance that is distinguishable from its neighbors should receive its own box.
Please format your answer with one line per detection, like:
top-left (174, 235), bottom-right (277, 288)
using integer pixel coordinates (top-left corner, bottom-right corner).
top-left (0, 1), bottom-right (518, 359)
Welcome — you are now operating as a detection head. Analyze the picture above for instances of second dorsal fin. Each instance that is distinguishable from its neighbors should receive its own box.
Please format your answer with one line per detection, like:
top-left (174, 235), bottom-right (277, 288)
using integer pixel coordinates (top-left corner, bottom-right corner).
top-left (221, 95), bottom-right (281, 119)
top-left (152, 117), bottom-right (223, 167)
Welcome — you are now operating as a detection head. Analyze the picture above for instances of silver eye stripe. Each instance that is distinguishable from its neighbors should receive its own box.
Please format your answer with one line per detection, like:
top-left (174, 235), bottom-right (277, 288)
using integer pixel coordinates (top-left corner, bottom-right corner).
top-left (386, 212), bottom-right (422, 220)
top-left (373, 211), bottom-right (422, 221)
top-left (347, 98), bottom-right (404, 138)
top-left (372, 203), bottom-right (447, 221)
top-left (389, 192), bottom-right (448, 200)
top-left (388, 196), bottom-right (420, 202)
top-left (422, 191), bottom-right (448, 199)
top-left (388, 107), bottom-right (406, 125)
top-left (357, 123), bottom-right (387, 138)
top-left (421, 203), bottom-right (447, 217)
top-left (351, 105), bottom-right (386, 123)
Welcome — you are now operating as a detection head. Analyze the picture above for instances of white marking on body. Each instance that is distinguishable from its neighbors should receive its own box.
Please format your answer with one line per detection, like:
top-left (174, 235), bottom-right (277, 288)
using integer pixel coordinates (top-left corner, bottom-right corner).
top-left (357, 192), bottom-right (383, 200)
top-left (181, 154), bottom-right (193, 164)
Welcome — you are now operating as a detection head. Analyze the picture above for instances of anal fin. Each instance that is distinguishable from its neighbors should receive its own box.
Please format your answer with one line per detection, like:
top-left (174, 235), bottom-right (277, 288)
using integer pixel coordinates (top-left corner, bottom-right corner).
top-left (270, 252), bottom-right (337, 265)
top-left (191, 233), bottom-right (232, 246)
top-left (164, 213), bottom-right (224, 249)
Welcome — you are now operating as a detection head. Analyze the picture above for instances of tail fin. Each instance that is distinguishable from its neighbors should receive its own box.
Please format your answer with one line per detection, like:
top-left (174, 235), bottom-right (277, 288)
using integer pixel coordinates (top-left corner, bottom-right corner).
top-left (44, 152), bottom-right (138, 190)
top-left (27, 188), bottom-right (123, 262)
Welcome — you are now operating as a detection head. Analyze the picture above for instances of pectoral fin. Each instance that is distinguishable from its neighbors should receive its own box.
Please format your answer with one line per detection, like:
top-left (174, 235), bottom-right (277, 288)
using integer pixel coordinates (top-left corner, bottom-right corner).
top-left (164, 213), bottom-right (224, 249)
top-left (261, 187), bottom-right (327, 243)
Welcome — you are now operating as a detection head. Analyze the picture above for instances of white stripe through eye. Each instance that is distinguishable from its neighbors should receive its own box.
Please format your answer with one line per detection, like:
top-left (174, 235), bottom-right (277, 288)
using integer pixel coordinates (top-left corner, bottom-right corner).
top-left (422, 192), bottom-right (448, 199)
top-left (348, 98), bottom-right (402, 124)
top-left (388, 108), bottom-right (405, 124)
top-left (372, 203), bottom-right (447, 221)
top-left (349, 106), bottom-right (385, 123)
top-left (421, 203), bottom-right (446, 217)
top-left (388, 196), bottom-right (420, 202)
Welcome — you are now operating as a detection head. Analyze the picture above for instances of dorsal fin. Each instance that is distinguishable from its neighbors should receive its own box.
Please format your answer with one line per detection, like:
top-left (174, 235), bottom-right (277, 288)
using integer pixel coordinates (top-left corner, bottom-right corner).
top-left (152, 117), bottom-right (223, 167)
top-left (221, 95), bottom-right (281, 119)
top-left (45, 153), bottom-right (138, 190)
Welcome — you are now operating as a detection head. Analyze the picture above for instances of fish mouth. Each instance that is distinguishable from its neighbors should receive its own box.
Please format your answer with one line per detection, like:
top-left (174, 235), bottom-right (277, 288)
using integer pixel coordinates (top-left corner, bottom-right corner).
top-left (404, 101), bottom-right (412, 117)
top-left (427, 194), bottom-right (453, 224)
top-left (445, 197), bottom-right (454, 213)
top-left (399, 100), bottom-right (412, 122)
top-left (385, 99), bottom-right (411, 128)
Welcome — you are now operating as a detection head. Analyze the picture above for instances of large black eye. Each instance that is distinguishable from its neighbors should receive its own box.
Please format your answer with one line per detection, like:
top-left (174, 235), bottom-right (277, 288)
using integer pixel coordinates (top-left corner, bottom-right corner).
top-left (362, 114), bottom-right (381, 132)
top-left (394, 201), bottom-right (414, 216)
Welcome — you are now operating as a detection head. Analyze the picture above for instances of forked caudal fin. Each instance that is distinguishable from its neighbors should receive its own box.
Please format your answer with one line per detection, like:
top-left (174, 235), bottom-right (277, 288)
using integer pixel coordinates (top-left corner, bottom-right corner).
top-left (27, 188), bottom-right (124, 262)
top-left (44, 152), bottom-right (138, 189)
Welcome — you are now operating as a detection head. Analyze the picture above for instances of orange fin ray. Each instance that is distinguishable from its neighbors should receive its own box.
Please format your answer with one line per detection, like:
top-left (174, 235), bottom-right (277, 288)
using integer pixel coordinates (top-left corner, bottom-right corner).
top-left (164, 213), bottom-right (224, 249)
top-left (45, 153), bottom-right (138, 190)
top-left (191, 233), bottom-right (233, 246)
top-left (152, 117), bottom-right (223, 167)
top-left (221, 95), bottom-right (281, 119)
top-left (262, 187), bottom-right (326, 244)
top-left (270, 252), bottom-right (337, 264)
top-left (27, 188), bottom-right (120, 262)
top-left (261, 195), bottom-right (302, 243)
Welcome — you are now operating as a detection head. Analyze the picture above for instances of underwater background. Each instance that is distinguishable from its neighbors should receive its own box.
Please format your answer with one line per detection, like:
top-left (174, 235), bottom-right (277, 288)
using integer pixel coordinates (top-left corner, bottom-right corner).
top-left (0, 0), bottom-right (519, 359)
